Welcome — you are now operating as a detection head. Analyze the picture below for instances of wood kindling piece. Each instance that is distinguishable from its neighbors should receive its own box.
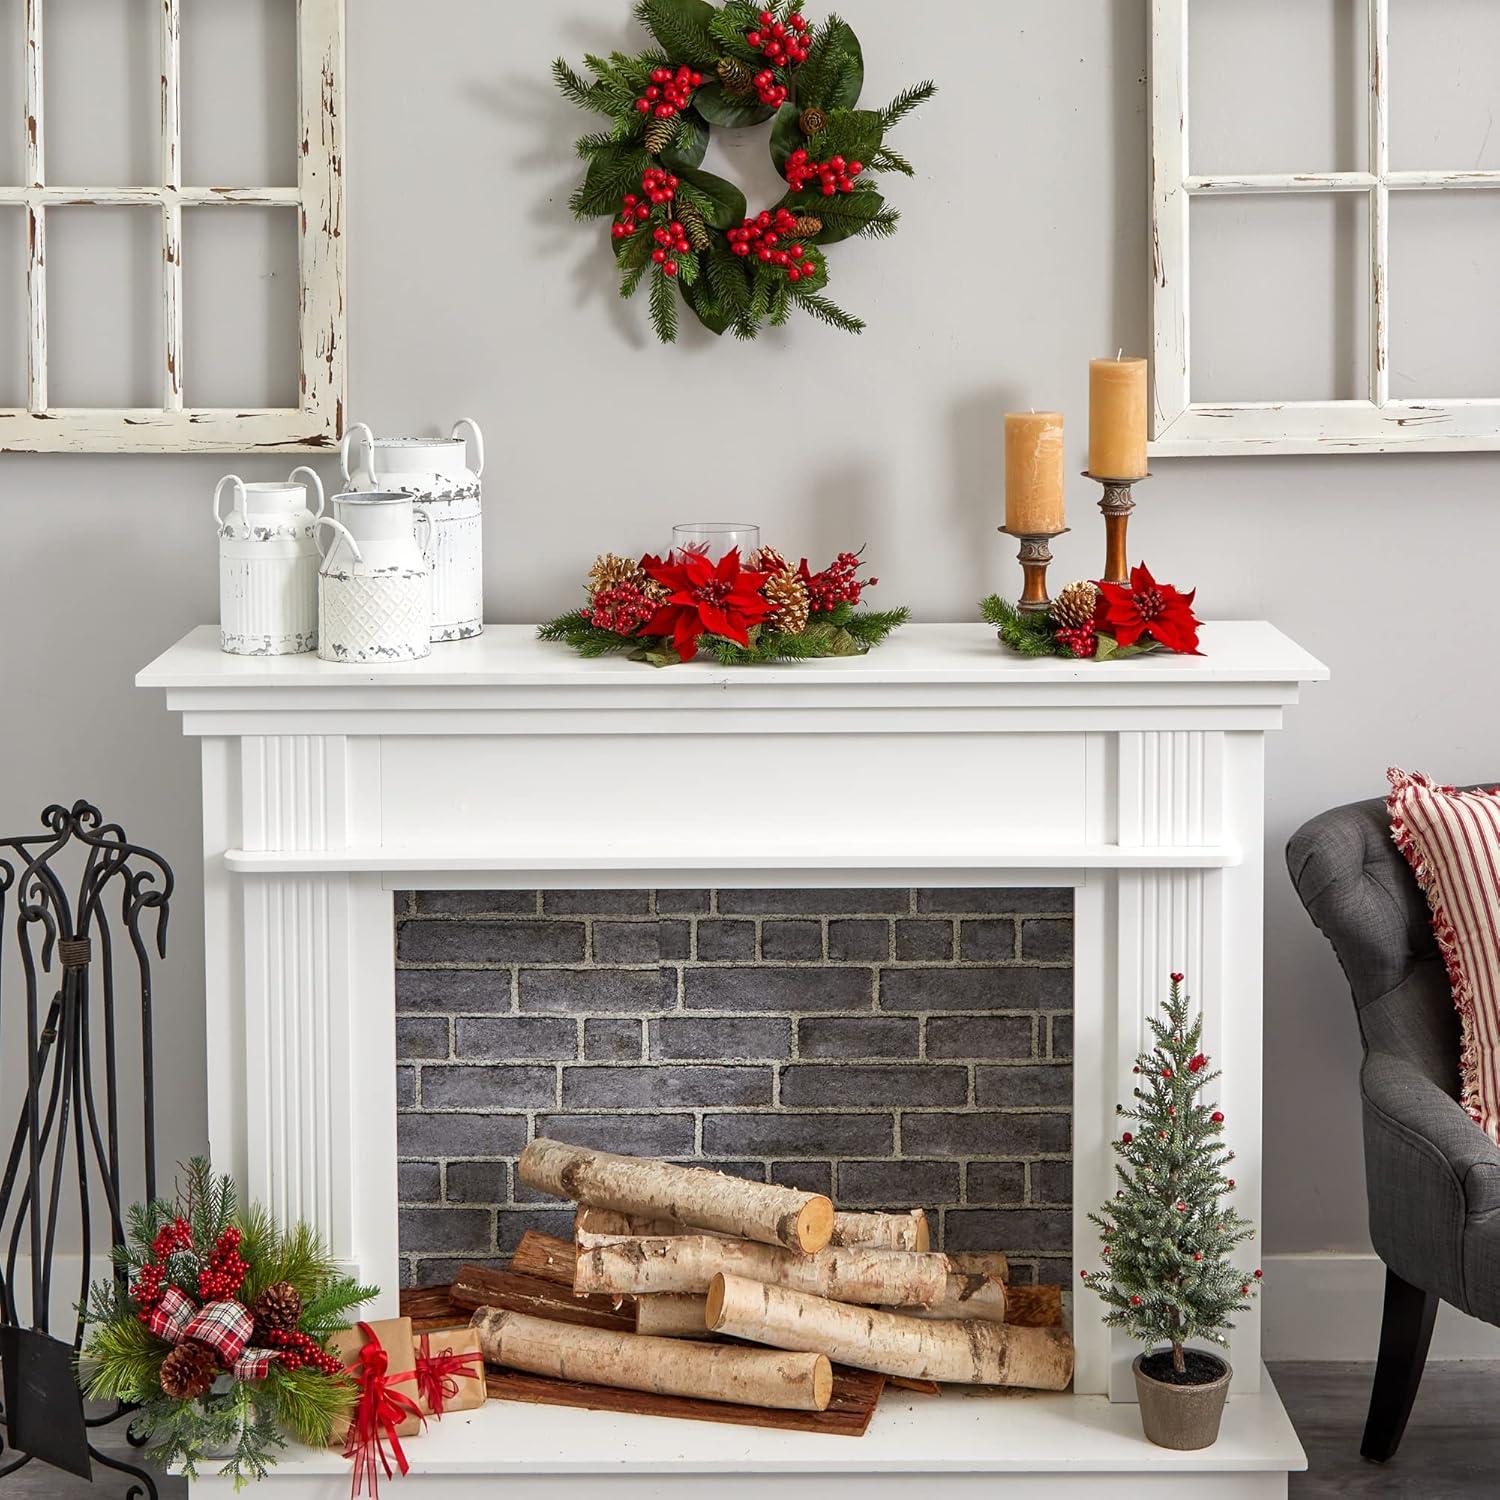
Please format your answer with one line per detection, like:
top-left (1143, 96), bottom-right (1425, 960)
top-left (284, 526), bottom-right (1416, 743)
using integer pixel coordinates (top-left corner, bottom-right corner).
top-left (706, 1273), bottom-right (1075, 1391)
top-left (574, 1234), bottom-right (951, 1307)
top-left (470, 1307), bottom-right (834, 1412)
top-left (520, 1139), bottom-right (834, 1253)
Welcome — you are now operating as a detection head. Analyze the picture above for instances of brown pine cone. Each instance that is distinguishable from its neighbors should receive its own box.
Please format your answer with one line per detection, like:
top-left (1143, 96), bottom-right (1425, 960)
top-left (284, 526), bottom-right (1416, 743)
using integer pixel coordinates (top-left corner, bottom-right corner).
top-left (252, 1280), bottom-right (303, 1335)
top-left (716, 56), bottom-right (757, 97)
top-left (763, 568), bottom-right (811, 636)
top-left (1051, 581), bottom-right (1101, 632)
top-left (791, 214), bottom-right (823, 237)
top-left (159, 1340), bottom-right (219, 1401)
top-left (678, 202), bottom-right (712, 252)
top-left (644, 116), bottom-right (676, 157)
top-left (799, 106), bottom-right (828, 138)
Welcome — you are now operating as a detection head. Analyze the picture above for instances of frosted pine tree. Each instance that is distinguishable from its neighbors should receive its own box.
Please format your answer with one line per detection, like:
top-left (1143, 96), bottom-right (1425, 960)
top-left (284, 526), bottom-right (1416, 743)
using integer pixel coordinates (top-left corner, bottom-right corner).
top-left (1081, 974), bottom-right (1261, 1376)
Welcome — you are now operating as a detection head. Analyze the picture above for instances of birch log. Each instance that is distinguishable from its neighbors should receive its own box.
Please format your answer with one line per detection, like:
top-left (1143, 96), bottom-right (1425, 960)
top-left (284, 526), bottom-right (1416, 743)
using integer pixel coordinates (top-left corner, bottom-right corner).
top-left (575, 1207), bottom-right (730, 1248)
top-left (946, 1250), bottom-right (1012, 1282)
top-left (831, 1209), bottom-right (930, 1253)
top-left (470, 1307), bottom-right (832, 1411)
top-left (521, 1140), bottom-right (833, 1253)
top-left (575, 1234), bottom-right (950, 1307)
top-left (889, 1273), bottom-right (1008, 1325)
top-left (706, 1273), bottom-right (1074, 1391)
top-left (634, 1293), bottom-right (710, 1338)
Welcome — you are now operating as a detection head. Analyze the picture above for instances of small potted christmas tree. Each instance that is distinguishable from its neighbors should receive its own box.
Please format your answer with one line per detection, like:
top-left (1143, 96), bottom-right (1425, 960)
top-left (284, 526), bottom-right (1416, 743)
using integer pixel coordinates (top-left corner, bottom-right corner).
top-left (1081, 974), bottom-right (1261, 1450)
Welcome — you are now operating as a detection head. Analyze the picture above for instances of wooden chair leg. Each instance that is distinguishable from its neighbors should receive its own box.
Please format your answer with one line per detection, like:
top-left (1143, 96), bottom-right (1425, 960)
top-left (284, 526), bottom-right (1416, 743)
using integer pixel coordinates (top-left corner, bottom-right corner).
top-left (1360, 1266), bottom-right (1439, 1463)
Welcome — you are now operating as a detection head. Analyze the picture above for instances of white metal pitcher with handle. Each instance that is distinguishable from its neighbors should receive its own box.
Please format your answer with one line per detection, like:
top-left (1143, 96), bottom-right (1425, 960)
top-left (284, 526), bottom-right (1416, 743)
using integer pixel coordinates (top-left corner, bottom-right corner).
top-left (215, 467), bottom-right (325, 656)
top-left (340, 419), bottom-right (485, 642)
top-left (315, 491), bottom-right (434, 663)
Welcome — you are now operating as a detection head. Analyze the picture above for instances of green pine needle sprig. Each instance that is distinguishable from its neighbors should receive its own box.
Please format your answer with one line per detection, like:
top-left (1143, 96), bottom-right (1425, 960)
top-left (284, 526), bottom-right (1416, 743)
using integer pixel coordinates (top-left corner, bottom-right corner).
top-left (880, 80), bottom-right (939, 131)
top-left (789, 289), bottom-right (865, 334)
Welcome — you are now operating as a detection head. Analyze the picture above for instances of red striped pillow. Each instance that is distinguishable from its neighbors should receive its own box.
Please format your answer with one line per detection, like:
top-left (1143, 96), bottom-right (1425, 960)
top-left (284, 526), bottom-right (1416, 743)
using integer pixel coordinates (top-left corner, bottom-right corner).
top-left (1387, 768), bottom-right (1500, 1145)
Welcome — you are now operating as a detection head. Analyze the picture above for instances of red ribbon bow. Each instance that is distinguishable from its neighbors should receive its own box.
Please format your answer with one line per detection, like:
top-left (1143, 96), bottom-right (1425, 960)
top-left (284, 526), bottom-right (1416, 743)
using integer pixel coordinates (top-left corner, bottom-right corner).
top-left (414, 1333), bottom-right (484, 1419)
top-left (343, 1321), bottom-right (423, 1498)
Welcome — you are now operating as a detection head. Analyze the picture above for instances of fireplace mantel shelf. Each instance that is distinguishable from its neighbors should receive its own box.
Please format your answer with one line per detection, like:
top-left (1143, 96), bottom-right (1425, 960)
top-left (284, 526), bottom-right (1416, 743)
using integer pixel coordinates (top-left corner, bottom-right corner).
top-left (143, 621), bottom-right (1325, 1496)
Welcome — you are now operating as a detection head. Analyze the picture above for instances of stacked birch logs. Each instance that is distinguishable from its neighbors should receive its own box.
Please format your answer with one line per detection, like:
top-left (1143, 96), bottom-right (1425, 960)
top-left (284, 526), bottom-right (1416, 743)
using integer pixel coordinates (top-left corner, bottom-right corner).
top-left (469, 1140), bottom-right (1074, 1413)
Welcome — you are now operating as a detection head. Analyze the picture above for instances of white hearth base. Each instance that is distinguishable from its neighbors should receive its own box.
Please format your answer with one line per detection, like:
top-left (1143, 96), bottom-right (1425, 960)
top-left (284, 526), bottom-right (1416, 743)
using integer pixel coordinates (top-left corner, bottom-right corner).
top-left (192, 1374), bottom-right (1304, 1497)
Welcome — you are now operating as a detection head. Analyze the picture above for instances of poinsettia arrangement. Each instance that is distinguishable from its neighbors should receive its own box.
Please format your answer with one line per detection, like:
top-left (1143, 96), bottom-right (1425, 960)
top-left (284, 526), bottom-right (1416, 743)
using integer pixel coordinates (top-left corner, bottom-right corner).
top-left (540, 545), bottom-right (909, 665)
top-left (81, 1159), bottom-right (376, 1487)
top-left (984, 564), bottom-right (1202, 662)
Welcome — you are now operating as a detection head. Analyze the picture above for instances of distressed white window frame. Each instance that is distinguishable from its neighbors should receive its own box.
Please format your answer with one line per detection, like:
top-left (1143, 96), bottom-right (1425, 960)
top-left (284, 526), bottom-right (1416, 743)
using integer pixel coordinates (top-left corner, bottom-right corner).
top-left (0, 0), bottom-right (345, 454)
top-left (1151, 0), bottom-right (1500, 456)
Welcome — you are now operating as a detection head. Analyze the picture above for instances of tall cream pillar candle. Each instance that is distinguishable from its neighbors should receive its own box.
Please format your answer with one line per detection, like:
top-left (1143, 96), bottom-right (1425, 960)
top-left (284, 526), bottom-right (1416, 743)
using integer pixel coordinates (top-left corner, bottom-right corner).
top-left (1088, 356), bottom-right (1148, 479)
top-left (1004, 412), bottom-right (1066, 534)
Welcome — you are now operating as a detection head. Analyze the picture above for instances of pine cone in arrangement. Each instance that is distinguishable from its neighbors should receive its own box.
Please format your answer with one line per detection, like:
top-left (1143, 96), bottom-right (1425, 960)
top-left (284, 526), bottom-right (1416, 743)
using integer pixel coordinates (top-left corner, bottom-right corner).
top-left (799, 106), bottom-right (828, 138)
top-left (791, 214), bottom-right (823, 238)
top-left (252, 1280), bottom-right (303, 1335)
top-left (763, 567), bottom-right (812, 635)
top-left (678, 201), bottom-right (712, 252)
top-left (587, 553), bottom-right (647, 599)
top-left (159, 1339), bottom-right (219, 1400)
top-left (716, 55), bottom-right (757, 96)
top-left (1051, 581), bottom-right (1101, 633)
top-left (644, 115), bottom-right (676, 157)
top-left (749, 545), bottom-right (790, 575)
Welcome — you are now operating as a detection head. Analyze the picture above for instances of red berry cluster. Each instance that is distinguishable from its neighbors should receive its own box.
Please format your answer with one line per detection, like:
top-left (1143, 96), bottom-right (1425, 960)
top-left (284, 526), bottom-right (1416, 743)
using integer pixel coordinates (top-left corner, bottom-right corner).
top-left (263, 1326), bottom-right (342, 1376)
top-left (641, 167), bottom-right (678, 204)
top-left (612, 194), bottom-right (651, 239)
top-left (726, 210), bottom-right (818, 281)
top-left (651, 219), bottom-right (691, 277)
top-left (751, 69), bottom-right (789, 108)
top-left (747, 10), bottom-right (811, 66)
top-left (636, 64), bottom-right (704, 119)
top-left (1055, 624), bottom-right (1097, 659)
top-left (151, 1217), bottom-right (194, 1261)
top-left (802, 552), bottom-right (875, 612)
top-left (786, 149), bottom-right (864, 195)
top-left (197, 1226), bottom-right (248, 1303)
top-left (612, 171), bottom-right (679, 242)
top-left (586, 584), bottom-right (657, 636)
top-left (131, 1260), bottom-right (168, 1314)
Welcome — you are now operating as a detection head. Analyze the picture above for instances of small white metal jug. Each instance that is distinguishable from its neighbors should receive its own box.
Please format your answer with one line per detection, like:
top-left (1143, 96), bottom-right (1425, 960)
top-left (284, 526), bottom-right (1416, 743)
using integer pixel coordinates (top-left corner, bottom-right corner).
top-left (315, 492), bottom-right (435, 664)
top-left (215, 468), bottom-right (325, 657)
top-left (340, 419), bottom-right (485, 643)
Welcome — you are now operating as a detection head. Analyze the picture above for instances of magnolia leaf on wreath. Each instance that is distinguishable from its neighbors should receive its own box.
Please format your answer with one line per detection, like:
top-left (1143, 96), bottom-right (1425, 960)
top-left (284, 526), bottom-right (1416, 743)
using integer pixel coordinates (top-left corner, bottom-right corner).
top-left (660, 113), bottom-right (709, 169)
top-left (674, 164), bottom-right (749, 227)
top-left (798, 15), bottom-right (864, 111)
top-left (633, 0), bottom-right (720, 67)
top-left (680, 276), bottom-right (736, 335)
top-left (693, 80), bottom-right (776, 128)
top-left (782, 184), bottom-right (893, 244)
top-left (769, 102), bottom-right (806, 174)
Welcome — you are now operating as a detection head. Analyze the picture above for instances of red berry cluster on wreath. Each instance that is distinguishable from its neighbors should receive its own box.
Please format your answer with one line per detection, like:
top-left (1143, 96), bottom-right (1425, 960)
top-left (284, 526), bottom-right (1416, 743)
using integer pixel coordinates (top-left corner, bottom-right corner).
top-left (752, 69), bottom-right (790, 107)
top-left (586, 584), bottom-right (658, 636)
top-left (641, 167), bottom-right (678, 204)
top-left (747, 10), bottom-right (811, 67)
top-left (727, 210), bottom-right (819, 280)
top-left (197, 1226), bottom-right (248, 1302)
top-left (651, 220), bottom-right (691, 276)
top-left (786, 149), bottom-right (863, 195)
top-left (262, 1326), bottom-right (343, 1376)
top-left (636, 64), bottom-right (704, 119)
top-left (1055, 624), bottom-right (1097, 659)
top-left (802, 551), bottom-right (875, 611)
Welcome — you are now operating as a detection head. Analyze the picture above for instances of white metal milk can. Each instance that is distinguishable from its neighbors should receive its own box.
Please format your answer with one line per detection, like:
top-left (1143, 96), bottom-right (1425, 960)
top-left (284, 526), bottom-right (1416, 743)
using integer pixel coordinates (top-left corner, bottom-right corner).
top-left (315, 492), bottom-right (435, 664)
top-left (215, 468), bottom-right (325, 657)
top-left (339, 419), bottom-right (485, 642)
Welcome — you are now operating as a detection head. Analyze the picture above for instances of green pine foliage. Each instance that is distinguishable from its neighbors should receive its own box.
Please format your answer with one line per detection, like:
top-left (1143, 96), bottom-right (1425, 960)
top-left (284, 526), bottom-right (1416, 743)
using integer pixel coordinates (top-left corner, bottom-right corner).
top-left (1082, 977), bottom-right (1260, 1374)
top-left (555, 2), bottom-right (933, 343)
top-left (982, 594), bottom-right (1065, 658)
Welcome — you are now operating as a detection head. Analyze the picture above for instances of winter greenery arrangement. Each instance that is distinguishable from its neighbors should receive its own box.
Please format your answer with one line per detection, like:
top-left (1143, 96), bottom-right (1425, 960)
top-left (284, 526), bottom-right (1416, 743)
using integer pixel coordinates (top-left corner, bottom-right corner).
top-left (1080, 975), bottom-right (1261, 1378)
top-left (81, 1159), bottom-right (377, 1487)
top-left (983, 564), bottom-right (1203, 662)
top-left (554, 0), bottom-right (936, 342)
top-left (540, 545), bottom-right (908, 665)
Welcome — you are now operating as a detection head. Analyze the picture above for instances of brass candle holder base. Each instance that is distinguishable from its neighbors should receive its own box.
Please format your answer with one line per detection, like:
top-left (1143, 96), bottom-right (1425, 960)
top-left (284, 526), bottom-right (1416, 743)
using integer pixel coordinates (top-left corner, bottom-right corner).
top-left (999, 526), bottom-right (1070, 614)
top-left (1086, 472), bottom-right (1149, 586)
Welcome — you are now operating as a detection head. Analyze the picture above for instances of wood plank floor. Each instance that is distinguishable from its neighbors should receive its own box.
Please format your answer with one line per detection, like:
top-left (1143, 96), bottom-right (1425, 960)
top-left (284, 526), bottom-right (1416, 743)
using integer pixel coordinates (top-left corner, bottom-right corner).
top-left (3, 1362), bottom-right (1495, 1496)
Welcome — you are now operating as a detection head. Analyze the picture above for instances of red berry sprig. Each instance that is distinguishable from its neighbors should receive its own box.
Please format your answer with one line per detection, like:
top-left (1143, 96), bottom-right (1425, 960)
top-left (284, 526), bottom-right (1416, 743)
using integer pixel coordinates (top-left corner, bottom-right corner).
top-left (786, 148), bottom-right (864, 196)
top-left (612, 171), bottom-right (679, 243)
top-left (586, 583), bottom-right (658, 637)
top-left (131, 1260), bottom-right (168, 1315)
top-left (197, 1225), bottom-right (248, 1303)
top-left (641, 168), bottom-right (678, 204)
top-left (611, 192), bottom-right (652, 240)
top-left (802, 551), bottom-right (876, 612)
top-left (726, 209), bottom-right (819, 280)
top-left (1055, 624), bottom-right (1098, 660)
top-left (747, 10), bottom-right (811, 67)
top-left (263, 1326), bottom-right (342, 1376)
top-left (651, 220), bottom-right (691, 277)
top-left (150, 1217), bottom-right (193, 1261)
top-left (751, 69), bottom-right (789, 108)
top-left (635, 64), bottom-right (705, 119)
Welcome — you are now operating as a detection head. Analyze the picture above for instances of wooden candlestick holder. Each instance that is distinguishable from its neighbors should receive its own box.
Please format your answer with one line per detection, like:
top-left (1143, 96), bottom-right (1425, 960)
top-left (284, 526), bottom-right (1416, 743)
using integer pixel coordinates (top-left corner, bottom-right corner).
top-left (1087, 472), bottom-right (1148, 586)
top-left (999, 527), bottom-right (1069, 614)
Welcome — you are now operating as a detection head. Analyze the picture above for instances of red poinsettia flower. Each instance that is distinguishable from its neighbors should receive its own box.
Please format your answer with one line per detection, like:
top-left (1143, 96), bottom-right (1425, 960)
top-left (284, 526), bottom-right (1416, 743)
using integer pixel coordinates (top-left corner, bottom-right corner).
top-left (1095, 563), bottom-right (1202, 655)
top-left (642, 548), bottom-right (772, 662)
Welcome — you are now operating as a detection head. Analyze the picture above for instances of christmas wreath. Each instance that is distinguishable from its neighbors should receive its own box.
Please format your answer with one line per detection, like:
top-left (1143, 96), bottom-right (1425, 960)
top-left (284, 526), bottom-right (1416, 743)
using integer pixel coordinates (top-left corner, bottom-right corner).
top-left (983, 565), bottom-right (1203, 662)
top-left (540, 545), bottom-right (908, 664)
top-left (554, 0), bottom-right (936, 342)
top-left (81, 1159), bottom-right (377, 1486)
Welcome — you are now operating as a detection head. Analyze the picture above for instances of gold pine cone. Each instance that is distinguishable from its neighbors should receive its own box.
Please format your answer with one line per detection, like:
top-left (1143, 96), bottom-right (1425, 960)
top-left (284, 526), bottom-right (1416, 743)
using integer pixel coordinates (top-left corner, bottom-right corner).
top-left (679, 202), bottom-right (712, 252)
top-left (587, 553), bottom-right (646, 598)
top-left (763, 568), bottom-right (811, 636)
top-left (159, 1340), bottom-right (219, 1401)
top-left (644, 116), bottom-right (676, 157)
top-left (1051, 581), bottom-right (1101, 632)
top-left (791, 214), bottom-right (823, 237)
top-left (799, 106), bottom-right (828, 137)
top-left (716, 56), bottom-right (757, 96)
top-left (749, 545), bottom-right (791, 575)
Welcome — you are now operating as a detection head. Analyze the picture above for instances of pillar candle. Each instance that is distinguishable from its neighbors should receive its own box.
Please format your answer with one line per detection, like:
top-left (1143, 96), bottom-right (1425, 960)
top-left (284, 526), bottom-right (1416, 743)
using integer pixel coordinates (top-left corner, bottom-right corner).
top-left (1004, 412), bottom-right (1067, 534)
top-left (1088, 356), bottom-right (1149, 479)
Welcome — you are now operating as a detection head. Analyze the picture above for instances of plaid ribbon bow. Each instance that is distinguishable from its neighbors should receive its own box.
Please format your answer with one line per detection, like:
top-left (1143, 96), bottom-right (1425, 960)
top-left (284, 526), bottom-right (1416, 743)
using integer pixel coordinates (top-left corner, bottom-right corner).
top-left (146, 1285), bottom-right (280, 1381)
top-left (343, 1321), bottom-right (424, 1498)
top-left (414, 1332), bottom-right (483, 1419)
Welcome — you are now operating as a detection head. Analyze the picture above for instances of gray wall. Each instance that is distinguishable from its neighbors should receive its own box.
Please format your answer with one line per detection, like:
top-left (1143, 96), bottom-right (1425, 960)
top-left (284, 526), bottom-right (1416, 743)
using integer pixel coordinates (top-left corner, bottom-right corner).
top-left (3, 0), bottom-right (1497, 1258)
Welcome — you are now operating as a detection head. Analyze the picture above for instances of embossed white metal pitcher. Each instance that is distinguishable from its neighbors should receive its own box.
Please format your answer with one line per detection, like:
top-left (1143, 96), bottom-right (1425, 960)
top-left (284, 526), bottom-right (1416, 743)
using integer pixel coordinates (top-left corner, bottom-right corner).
top-left (315, 492), bottom-right (434, 663)
top-left (215, 468), bottom-right (325, 657)
top-left (340, 419), bottom-right (485, 642)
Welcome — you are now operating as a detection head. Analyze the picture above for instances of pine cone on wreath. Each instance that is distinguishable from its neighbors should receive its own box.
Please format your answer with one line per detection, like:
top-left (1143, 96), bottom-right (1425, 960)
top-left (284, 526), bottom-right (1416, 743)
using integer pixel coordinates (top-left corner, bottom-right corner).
top-left (644, 115), bottom-right (676, 157)
top-left (716, 56), bottom-right (757, 96)
top-left (799, 106), bottom-right (828, 138)
top-left (252, 1280), bottom-right (303, 1335)
top-left (763, 568), bottom-right (811, 635)
top-left (679, 201), bottom-right (712, 252)
top-left (1051, 581), bottom-right (1101, 633)
top-left (791, 214), bottom-right (823, 237)
top-left (159, 1339), bottom-right (220, 1400)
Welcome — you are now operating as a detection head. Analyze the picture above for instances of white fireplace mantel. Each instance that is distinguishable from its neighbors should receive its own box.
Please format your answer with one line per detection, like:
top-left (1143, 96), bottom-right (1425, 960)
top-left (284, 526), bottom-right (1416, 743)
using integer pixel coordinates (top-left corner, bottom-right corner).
top-left (140, 621), bottom-right (1326, 1498)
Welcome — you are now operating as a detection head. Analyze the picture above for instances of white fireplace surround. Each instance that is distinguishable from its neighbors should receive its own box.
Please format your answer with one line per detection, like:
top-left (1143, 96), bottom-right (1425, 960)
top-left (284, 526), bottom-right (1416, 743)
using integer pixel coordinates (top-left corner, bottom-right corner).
top-left (140, 621), bottom-right (1326, 1497)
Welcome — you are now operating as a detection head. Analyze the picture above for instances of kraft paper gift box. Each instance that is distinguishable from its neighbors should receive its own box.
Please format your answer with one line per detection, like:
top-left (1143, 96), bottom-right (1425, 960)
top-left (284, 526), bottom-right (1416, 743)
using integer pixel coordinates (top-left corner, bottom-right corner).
top-left (414, 1327), bottom-right (487, 1417)
top-left (328, 1317), bottom-right (423, 1445)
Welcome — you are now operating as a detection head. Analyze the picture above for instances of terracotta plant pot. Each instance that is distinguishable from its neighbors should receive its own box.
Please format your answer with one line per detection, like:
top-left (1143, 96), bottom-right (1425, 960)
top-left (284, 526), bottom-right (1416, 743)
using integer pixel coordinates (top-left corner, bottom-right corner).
top-left (1132, 1351), bottom-right (1231, 1450)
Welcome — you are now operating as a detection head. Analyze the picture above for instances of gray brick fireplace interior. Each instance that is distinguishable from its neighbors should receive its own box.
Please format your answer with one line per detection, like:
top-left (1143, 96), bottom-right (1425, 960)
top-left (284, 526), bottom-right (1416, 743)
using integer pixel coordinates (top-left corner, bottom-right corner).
top-left (394, 888), bottom-right (1074, 1288)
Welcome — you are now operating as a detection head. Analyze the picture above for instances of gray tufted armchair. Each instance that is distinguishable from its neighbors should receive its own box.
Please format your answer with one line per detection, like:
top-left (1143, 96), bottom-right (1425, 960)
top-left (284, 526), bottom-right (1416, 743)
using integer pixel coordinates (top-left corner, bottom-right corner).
top-left (1287, 792), bottom-right (1500, 1462)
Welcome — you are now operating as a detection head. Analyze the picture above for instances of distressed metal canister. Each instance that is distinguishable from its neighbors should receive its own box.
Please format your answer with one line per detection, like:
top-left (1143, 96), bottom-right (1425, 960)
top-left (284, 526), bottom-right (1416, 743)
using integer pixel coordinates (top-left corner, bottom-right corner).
top-left (215, 468), bottom-right (325, 656)
top-left (315, 492), bottom-right (434, 663)
top-left (339, 419), bottom-right (485, 642)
